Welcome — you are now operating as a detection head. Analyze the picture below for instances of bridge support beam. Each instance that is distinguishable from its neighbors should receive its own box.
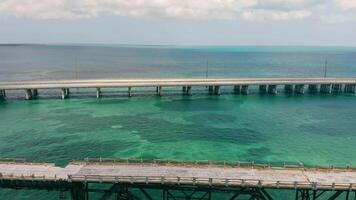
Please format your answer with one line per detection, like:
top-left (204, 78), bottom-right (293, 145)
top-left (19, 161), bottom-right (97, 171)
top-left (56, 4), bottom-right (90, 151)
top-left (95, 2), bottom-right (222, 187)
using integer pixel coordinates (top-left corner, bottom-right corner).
top-left (320, 84), bottom-right (332, 94)
top-left (332, 84), bottom-right (342, 93)
top-left (156, 86), bottom-right (162, 96)
top-left (186, 86), bottom-right (192, 95)
top-left (308, 84), bottom-right (319, 93)
top-left (25, 89), bottom-right (33, 100)
top-left (208, 86), bottom-right (214, 95)
top-left (0, 90), bottom-right (6, 100)
top-left (233, 85), bottom-right (241, 94)
top-left (295, 85), bottom-right (305, 94)
top-left (284, 85), bottom-right (294, 93)
top-left (128, 87), bottom-right (132, 97)
top-left (344, 84), bottom-right (356, 93)
top-left (182, 86), bottom-right (187, 94)
top-left (31, 89), bottom-right (38, 99)
top-left (61, 88), bottom-right (69, 99)
top-left (268, 85), bottom-right (277, 94)
top-left (259, 85), bottom-right (267, 94)
top-left (96, 88), bottom-right (101, 98)
top-left (241, 85), bottom-right (249, 95)
top-left (214, 86), bottom-right (220, 95)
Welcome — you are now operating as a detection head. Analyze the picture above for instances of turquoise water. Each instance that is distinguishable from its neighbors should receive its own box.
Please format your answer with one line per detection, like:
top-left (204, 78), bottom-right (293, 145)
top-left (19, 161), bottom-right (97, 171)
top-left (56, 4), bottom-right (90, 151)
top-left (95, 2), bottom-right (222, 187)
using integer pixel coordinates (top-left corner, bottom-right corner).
top-left (0, 45), bottom-right (356, 199)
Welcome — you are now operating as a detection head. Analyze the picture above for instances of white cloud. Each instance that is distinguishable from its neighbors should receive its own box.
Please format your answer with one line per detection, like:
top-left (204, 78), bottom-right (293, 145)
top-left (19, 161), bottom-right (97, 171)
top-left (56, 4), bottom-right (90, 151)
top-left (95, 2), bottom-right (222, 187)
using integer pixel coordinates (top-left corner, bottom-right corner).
top-left (335, 0), bottom-right (356, 10)
top-left (0, 0), bottom-right (350, 22)
top-left (241, 9), bottom-right (312, 21)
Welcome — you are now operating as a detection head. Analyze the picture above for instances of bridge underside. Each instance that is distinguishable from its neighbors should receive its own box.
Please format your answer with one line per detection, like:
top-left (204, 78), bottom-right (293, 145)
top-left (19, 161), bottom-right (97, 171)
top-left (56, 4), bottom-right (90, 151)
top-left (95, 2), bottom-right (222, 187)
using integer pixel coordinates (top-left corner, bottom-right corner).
top-left (0, 180), bottom-right (355, 200)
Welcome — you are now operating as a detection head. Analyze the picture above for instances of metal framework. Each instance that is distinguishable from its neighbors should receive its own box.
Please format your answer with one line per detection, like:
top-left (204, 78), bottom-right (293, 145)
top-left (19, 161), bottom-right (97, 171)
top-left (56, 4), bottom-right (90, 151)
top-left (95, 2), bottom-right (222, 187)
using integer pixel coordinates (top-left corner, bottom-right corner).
top-left (0, 180), bottom-right (355, 200)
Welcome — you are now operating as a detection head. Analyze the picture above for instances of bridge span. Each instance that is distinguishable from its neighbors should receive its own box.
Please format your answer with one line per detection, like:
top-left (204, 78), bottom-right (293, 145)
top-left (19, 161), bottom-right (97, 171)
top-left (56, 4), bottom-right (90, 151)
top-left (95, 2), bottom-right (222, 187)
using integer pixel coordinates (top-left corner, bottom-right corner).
top-left (0, 77), bottom-right (356, 100)
top-left (0, 158), bottom-right (355, 199)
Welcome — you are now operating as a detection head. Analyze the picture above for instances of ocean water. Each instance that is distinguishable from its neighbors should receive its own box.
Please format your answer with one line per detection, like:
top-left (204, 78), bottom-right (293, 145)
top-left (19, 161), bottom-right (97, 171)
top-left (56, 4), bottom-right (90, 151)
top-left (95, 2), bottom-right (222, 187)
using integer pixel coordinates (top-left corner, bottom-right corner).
top-left (0, 45), bottom-right (356, 199)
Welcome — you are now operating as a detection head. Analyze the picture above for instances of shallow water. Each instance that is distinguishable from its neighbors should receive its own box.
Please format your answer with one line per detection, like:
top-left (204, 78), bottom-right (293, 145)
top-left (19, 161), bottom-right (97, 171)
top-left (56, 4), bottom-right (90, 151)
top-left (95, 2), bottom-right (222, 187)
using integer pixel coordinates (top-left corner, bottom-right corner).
top-left (0, 45), bottom-right (356, 199)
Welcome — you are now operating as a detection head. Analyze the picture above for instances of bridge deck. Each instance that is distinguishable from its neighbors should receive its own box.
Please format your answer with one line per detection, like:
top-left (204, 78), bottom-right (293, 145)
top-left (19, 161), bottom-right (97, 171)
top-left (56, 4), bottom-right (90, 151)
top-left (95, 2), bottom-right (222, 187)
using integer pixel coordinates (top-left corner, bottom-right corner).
top-left (0, 160), bottom-right (355, 190)
top-left (1, 78), bottom-right (356, 90)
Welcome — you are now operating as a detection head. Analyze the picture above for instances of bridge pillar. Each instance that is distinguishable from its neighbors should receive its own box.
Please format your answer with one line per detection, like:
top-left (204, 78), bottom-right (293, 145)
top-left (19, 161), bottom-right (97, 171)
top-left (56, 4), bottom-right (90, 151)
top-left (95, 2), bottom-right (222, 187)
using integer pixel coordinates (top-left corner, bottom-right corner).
top-left (32, 89), bottom-right (38, 99)
top-left (156, 86), bottom-right (162, 96)
top-left (295, 85), bottom-right (305, 94)
top-left (259, 85), bottom-right (267, 94)
top-left (320, 84), bottom-right (332, 94)
top-left (284, 84), bottom-right (294, 93)
top-left (96, 88), bottom-right (101, 98)
top-left (70, 183), bottom-right (87, 200)
top-left (128, 87), bottom-right (132, 97)
top-left (268, 85), bottom-right (277, 94)
top-left (25, 89), bottom-right (33, 100)
top-left (241, 85), bottom-right (249, 95)
top-left (308, 84), bottom-right (319, 93)
top-left (344, 84), bottom-right (356, 93)
top-left (0, 90), bottom-right (6, 100)
top-left (208, 86), bottom-right (214, 95)
top-left (332, 84), bottom-right (342, 93)
top-left (213, 86), bottom-right (220, 95)
top-left (233, 85), bottom-right (241, 94)
top-left (182, 86), bottom-right (187, 93)
top-left (186, 86), bottom-right (192, 95)
top-left (61, 88), bottom-right (69, 99)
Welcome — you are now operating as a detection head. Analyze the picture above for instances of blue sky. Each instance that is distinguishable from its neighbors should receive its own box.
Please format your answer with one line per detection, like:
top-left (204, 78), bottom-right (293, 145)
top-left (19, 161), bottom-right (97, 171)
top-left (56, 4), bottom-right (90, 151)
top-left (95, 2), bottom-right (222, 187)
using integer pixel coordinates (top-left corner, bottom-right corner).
top-left (0, 0), bottom-right (356, 46)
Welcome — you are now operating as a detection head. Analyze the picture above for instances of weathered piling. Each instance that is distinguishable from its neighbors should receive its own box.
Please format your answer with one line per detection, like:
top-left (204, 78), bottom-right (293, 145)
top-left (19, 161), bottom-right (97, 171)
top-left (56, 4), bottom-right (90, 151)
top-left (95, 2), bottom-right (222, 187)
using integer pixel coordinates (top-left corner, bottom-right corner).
top-left (284, 85), bottom-right (294, 93)
top-left (295, 85), bottom-right (305, 94)
top-left (344, 84), bottom-right (356, 93)
top-left (332, 84), bottom-right (342, 93)
top-left (268, 85), bottom-right (277, 94)
top-left (233, 85), bottom-right (241, 94)
top-left (61, 88), bottom-right (69, 99)
top-left (241, 85), bottom-right (249, 95)
top-left (259, 85), bottom-right (267, 94)
top-left (320, 84), bottom-right (332, 94)
top-left (25, 89), bottom-right (33, 100)
top-left (156, 86), bottom-right (162, 96)
top-left (186, 86), bottom-right (192, 95)
top-left (96, 88), bottom-right (101, 98)
top-left (308, 84), bottom-right (319, 93)
top-left (208, 86), bottom-right (214, 95)
top-left (0, 90), bottom-right (6, 100)
top-left (214, 86), bottom-right (220, 95)
top-left (128, 87), bottom-right (132, 97)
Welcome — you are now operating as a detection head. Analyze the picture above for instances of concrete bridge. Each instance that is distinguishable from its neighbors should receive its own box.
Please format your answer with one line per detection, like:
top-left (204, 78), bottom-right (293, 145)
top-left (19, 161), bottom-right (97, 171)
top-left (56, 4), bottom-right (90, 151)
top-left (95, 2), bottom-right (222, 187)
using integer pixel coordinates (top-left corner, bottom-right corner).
top-left (0, 77), bottom-right (356, 100)
top-left (0, 158), bottom-right (355, 199)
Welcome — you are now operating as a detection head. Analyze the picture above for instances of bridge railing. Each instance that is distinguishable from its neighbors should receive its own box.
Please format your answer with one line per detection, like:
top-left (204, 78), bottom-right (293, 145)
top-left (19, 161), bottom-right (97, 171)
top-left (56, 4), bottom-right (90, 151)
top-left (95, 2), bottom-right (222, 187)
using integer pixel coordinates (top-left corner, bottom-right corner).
top-left (81, 157), bottom-right (356, 170)
top-left (67, 175), bottom-right (355, 190)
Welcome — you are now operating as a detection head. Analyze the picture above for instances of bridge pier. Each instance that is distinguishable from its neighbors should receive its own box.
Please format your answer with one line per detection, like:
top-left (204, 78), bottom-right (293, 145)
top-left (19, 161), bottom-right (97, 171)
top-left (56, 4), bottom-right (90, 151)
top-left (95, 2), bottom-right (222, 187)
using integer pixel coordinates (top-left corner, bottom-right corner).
top-left (208, 86), bottom-right (214, 95)
top-left (241, 85), bottom-right (249, 95)
top-left (0, 90), bottom-right (6, 100)
top-left (308, 84), bottom-right (319, 93)
top-left (182, 86), bottom-right (187, 94)
top-left (32, 89), bottom-right (38, 99)
top-left (268, 85), bottom-right (277, 94)
top-left (259, 85), bottom-right (267, 94)
top-left (320, 84), bottom-right (332, 94)
top-left (295, 85), bottom-right (305, 94)
top-left (233, 85), bottom-right (241, 94)
top-left (344, 84), bottom-right (356, 93)
top-left (186, 86), bottom-right (192, 95)
top-left (332, 84), bottom-right (342, 93)
top-left (156, 86), bottom-right (162, 96)
top-left (214, 86), bottom-right (220, 95)
top-left (25, 89), bottom-right (33, 100)
top-left (96, 88), bottom-right (101, 98)
top-left (128, 87), bottom-right (132, 97)
top-left (61, 88), bottom-right (69, 99)
top-left (284, 85), bottom-right (294, 93)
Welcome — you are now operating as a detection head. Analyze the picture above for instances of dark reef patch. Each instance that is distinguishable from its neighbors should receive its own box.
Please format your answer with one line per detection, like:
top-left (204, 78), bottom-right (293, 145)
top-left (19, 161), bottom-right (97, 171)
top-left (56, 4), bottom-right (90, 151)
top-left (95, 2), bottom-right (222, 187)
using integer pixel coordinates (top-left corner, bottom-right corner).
top-left (185, 113), bottom-right (237, 124)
